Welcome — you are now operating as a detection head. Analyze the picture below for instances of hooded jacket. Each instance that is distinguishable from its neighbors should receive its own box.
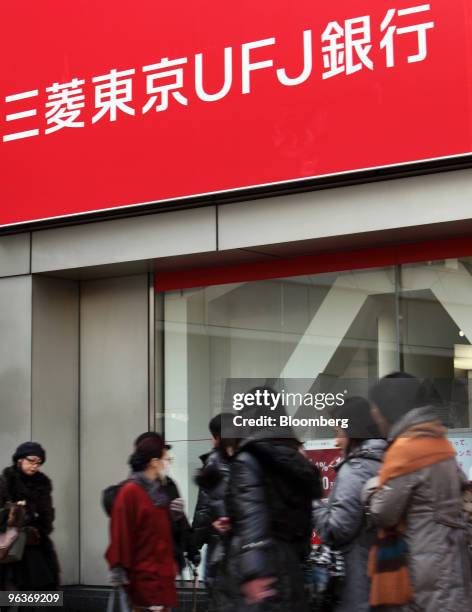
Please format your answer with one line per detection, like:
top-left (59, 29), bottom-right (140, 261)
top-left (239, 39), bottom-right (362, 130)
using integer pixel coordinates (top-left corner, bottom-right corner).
top-left (226, 437), bottom-right (322, 612)
top-left (313, 438), bottom-right (387, 612)
top-left (366, 407), bottom-right (472, 612)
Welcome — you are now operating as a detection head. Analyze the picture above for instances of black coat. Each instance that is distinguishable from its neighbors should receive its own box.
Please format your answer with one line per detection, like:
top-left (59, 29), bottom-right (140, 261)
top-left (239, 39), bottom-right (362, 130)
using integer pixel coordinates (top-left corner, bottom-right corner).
top-left (192, 449), bottom-right (234, 611)
top-left (0, 466), bottom-right (60, 590)
top-left (160, 477), bottom-right (200, 572)
top-left (192, 450), bottom-right (230, 558)
top-left (226, 438), bottom-right (322, 612)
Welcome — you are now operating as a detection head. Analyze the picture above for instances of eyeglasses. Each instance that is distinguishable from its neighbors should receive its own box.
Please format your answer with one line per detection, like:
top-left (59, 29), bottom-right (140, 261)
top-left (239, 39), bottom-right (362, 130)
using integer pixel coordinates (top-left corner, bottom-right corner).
top-left (24, 457), bottom-right (42, 467)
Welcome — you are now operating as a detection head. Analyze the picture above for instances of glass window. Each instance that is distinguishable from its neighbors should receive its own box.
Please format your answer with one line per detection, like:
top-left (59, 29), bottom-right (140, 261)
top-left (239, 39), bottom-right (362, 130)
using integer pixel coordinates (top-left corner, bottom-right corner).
top-left (156, 266), bottom-right (400, 511)
top-left (157, 259), bottom-right (472, 510)
top-left (399, 258), bottom-right (472, 430)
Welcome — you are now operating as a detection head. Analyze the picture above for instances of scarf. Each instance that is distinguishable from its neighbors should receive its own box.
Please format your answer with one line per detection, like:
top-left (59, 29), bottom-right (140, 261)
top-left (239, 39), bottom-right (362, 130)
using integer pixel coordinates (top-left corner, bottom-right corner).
top-left (368, 420), bottom-right (456, 607)
top-left (130, 472), bottom-right (169, 507)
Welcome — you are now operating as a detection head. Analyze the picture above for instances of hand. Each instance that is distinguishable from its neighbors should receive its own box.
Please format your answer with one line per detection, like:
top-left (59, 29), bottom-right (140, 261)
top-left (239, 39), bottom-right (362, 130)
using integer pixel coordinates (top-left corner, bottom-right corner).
top-left (186, 550), bottom-right (201, 567)
top-left (212, 517), bottom-right (231, 534)
top-left (242, 577), bottom-right (276, 604)
top-left (169, 497), bottom-right (185, 520)
top-left (109, 566), bottom-right (129, 587)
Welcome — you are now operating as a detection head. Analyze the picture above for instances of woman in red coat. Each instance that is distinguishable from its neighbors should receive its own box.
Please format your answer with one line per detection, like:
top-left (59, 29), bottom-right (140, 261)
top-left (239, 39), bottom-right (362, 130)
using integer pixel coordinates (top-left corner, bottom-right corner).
top-left (106, 436), bottom-right (177, 612)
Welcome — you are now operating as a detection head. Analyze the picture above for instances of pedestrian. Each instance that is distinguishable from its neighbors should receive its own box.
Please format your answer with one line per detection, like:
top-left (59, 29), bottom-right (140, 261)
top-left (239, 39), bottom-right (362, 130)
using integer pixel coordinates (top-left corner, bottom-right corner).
top-left (226, 389), bottom-right (323, 612)
top-left (312, 397), bottom-right (387, 612)
top-left (134, 433), bottom-right (200, 576)
top-left (106, 436), bottom-right (177, 612)
top-left (0, 442), bottom-right (60, 610)
top-left (365, 372), bottom-right (472, 612)
top-left (192, 414), bottom-right (234, 612)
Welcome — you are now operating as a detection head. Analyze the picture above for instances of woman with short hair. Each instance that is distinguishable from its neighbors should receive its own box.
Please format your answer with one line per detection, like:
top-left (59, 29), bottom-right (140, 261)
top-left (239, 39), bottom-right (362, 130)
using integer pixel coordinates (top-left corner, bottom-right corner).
top-left (106, 436), bottom-right (177, 612)
top-left (312, 397), bottom-right (387, 612)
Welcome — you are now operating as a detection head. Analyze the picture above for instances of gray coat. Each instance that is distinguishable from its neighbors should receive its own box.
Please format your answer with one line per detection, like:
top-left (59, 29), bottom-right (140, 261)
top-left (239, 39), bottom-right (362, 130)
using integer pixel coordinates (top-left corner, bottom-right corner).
top-left (312, 438), bottom-right (387, 612)
top-left (367, 407), bottom-right (472, 612)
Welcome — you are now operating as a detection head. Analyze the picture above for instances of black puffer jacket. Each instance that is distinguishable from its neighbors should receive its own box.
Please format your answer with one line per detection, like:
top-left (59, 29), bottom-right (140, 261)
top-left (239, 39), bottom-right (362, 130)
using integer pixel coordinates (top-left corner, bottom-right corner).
top-left (192, 449), bottom-right (234, 612)
top-left (226, 438), bottom-right (322, 612)
top-left (0, 466), bottom-right (60, 590)
top-left (193, 450), bottom-right (230, 559)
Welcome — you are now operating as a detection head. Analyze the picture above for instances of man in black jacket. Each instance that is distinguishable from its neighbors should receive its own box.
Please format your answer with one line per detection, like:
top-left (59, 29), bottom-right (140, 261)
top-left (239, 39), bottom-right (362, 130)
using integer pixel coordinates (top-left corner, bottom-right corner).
top-left (226, 392), bottom-right (322, 612)
top-left (192, 414), bottom-right (234, 612)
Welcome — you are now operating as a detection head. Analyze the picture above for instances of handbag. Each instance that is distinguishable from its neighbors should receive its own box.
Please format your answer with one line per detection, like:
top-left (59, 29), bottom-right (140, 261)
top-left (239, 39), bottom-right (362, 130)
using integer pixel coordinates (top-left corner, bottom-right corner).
top-left (1, 529), bottom-right (27, 563)
top-left (306, 544), bottom-right (345, 611)
top-left (0, 527), bottom-right (19, 561)
top-left (0, 501), bottom-right (27, 563)
top-left (106, 587), bottom-right (131, 612)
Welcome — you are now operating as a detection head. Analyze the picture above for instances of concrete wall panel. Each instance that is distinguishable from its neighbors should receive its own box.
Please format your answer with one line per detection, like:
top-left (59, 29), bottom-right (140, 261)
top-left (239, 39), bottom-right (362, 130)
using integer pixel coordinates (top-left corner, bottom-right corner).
top-left (0, 276), bottom-right (32, 468)
top-left (79, 275), bottom-right (148, 585)
top-left (32, 207), bottom-right (217, 273)
top-left (0, 234), bottom-right (30, 277)
top-left (32, 277), bottom-right (79, 584)
top-left (218, 169), bottom-right (472, 250)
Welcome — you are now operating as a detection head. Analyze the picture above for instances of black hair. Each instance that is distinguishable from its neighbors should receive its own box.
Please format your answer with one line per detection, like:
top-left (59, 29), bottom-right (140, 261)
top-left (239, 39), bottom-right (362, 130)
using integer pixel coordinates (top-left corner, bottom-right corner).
top-left (331, 396), bottom-right (382, 456)
top-left (134, 431), bottom-right (172, 451)
top-left (369, 371), bottom-right (422, 426)
top-left (209, 414), bottom-right (222, 439)
top-left (129, 436), bottom-right (166, 472)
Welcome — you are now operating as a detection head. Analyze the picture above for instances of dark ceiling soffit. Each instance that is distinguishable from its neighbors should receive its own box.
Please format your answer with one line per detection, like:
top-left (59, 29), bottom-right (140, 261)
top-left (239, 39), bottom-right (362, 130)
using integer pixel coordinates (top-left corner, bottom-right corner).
top-left (2, 155), bottom-right (472, 237)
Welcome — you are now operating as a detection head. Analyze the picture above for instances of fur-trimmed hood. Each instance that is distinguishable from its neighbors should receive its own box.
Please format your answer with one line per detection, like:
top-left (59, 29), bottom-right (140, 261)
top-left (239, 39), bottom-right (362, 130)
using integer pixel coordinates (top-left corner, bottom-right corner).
top-left (194, 449), bottom-right (230, 490)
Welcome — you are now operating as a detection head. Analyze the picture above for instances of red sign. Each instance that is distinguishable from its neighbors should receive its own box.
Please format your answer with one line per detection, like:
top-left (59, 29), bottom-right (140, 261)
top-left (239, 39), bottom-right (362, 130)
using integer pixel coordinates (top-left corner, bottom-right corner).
top-left (1, 1), bottom-right (471, 227)
top-left (306, 447), bottom-right (342, 497)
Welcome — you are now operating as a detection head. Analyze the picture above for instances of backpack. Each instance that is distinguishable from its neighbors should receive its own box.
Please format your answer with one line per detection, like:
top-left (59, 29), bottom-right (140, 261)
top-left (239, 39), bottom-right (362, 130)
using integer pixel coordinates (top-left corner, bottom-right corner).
top-left (102, 481), bottom-right (127, 516)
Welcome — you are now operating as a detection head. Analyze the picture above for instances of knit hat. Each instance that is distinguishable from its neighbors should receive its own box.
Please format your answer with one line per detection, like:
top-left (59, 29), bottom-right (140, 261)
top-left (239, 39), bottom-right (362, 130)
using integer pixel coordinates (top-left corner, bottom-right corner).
top-left (13, 441), bottom-right (46, 464)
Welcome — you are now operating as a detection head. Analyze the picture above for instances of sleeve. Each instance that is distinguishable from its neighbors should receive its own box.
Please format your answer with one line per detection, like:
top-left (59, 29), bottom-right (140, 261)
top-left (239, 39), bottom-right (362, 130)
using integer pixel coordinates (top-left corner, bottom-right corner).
top-left (368, 472), bottom-right (419, 529)
top-left (230, 453), bottom-right (273, 583)
top-left (36, 479), bottom-right (55, 536)
top-left (106, 486), bottom-right (138, 571)
top-left (208, 482), bottom-right (227, 521)
top-left (312, 465), bottom-right (367, 547)
top-left (191, 487), bottom-right (213, 550)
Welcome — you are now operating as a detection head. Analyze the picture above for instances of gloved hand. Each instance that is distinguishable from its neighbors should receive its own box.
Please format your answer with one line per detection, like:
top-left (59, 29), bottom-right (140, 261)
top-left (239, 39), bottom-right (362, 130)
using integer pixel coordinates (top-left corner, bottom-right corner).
top-left (109, 566), bottom-right (129, 587)
top-left (169, 497), bottom-right (185, 521)
top-left (186, 549), bottom-right (201, 567)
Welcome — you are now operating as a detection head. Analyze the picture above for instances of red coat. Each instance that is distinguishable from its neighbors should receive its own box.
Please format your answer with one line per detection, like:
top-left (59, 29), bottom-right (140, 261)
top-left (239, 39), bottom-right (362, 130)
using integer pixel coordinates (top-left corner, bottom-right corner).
top-left (106, 481), bottom-right (177, 608)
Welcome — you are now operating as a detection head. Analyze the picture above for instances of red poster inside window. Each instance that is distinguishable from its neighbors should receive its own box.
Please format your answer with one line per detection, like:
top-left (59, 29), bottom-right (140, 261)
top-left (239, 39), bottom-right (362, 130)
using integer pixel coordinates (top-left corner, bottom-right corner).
top-left (1, 0), bottom-right (471, 227)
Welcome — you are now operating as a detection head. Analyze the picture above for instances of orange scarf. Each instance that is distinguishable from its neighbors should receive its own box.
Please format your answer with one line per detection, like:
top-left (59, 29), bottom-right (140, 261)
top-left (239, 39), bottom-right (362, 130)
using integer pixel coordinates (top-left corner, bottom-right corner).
top-left (369, 421), bottom-right (456, 607)
top-left (379, 420), bottom-right (455, 486)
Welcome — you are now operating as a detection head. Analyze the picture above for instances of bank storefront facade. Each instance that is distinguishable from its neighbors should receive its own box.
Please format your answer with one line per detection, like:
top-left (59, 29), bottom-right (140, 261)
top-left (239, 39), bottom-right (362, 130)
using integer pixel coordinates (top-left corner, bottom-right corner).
top-left (1, 0), bottom-right (472, 589)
